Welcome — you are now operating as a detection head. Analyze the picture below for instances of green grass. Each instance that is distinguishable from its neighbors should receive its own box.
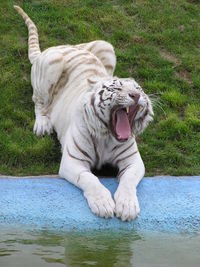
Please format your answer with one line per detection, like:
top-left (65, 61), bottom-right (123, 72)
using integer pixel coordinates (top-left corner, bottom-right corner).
top-left (0, 0), bottom-right (200, 176)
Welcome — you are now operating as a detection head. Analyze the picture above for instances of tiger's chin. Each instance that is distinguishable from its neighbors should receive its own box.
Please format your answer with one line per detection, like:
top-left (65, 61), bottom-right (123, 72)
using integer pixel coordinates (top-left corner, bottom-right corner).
top-left (111, 104), bottom-right (142, 142)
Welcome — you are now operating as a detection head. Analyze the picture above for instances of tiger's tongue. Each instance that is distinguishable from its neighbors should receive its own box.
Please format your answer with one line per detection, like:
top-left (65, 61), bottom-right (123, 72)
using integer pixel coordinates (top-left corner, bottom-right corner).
top-left (115, 109), bottom-right (131, 140)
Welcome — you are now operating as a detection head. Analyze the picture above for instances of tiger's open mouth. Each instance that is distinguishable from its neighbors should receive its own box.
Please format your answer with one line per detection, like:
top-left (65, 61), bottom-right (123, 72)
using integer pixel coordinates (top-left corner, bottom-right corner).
top-left (111, 104), bottom-right (141, 141)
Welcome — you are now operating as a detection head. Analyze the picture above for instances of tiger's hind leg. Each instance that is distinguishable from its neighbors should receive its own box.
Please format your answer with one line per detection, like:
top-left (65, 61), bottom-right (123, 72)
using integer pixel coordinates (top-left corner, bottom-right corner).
top-left (76, 40), bottom-right (116, 76)
top-left (31, 50), bottom-right (65, 136)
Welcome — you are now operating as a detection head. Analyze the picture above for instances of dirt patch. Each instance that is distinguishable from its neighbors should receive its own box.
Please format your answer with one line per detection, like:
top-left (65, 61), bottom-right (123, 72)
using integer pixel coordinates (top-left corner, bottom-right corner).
top-left (132, 35), bottom-right (145, 44)
top-left (160, 50), bottom-right (193, 85)
top-left (175, 70), bottom-right (193, 85)
top-left (160, 50), bottom-right (181, 66)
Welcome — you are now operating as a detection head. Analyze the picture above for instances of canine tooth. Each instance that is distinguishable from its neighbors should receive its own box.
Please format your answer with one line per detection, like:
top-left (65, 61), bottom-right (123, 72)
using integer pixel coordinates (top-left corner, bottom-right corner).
top-left (126, 107), bottom-right (129, 114)
top-left (138, 106), bottom-right (143, 111)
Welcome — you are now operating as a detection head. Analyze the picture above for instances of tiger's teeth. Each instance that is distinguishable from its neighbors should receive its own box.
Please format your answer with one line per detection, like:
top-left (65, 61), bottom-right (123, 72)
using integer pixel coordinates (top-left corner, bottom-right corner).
top-left (138, 106), bottom-right (143, 111)
top-left (126, 107), bottom-right (130, 114)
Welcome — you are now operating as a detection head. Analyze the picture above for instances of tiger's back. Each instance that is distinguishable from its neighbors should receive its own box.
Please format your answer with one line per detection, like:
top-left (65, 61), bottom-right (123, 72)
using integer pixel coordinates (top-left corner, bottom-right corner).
top-left (31, 41), bottom-right (116, 143)
top-left (32, 41), bottom-right (115, 107)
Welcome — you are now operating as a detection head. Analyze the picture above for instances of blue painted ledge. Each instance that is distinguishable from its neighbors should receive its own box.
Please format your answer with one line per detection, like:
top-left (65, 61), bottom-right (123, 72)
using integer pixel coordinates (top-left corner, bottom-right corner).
top-left (0, 176), bottom-right (200, 233)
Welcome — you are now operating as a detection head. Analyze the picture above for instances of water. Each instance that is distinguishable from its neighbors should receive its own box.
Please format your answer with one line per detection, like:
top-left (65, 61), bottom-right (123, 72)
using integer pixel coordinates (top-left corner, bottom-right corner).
top-left (0, 227), bottom-right (200, 267)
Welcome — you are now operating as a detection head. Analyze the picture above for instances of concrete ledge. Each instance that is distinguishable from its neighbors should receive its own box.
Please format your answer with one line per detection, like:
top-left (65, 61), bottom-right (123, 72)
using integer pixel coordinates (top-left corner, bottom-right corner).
top-left (0, 176), bottom-right (200, 233)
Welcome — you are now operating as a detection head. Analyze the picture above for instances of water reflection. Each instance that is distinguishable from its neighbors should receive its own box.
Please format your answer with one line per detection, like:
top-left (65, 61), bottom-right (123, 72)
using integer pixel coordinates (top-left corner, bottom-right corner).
top-left (0, 228), bottom-right (140, 267)
top-left (0, 228), bottom-right (200, 267)
top-left (63, 231), bottom-right (140, 267)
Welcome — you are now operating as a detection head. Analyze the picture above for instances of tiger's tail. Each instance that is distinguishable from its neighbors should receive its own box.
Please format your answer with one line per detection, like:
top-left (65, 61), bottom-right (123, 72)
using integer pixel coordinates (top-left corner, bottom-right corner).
top-left (14, 5), bottom-right (41, 64)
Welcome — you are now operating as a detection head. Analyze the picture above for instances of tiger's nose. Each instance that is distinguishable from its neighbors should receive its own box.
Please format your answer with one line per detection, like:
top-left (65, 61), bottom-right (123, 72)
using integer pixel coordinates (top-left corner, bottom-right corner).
top-left (129, 93), bottom-right (140, 103)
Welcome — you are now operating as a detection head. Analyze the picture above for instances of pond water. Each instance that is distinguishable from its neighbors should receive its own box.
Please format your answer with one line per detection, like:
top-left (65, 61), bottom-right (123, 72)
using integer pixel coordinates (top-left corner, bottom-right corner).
top-left (0, 227), bottom-right (200, 267)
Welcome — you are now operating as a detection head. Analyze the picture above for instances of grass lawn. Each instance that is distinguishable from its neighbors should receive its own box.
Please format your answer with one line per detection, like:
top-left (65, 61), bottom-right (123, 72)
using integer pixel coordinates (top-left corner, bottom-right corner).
top-left (0, 0), bottom-right (200, 176)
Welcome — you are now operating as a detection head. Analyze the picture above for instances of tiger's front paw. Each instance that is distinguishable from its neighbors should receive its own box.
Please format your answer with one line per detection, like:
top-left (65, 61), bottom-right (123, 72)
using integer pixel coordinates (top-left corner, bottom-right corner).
top-left (84, 187), bottom-right (115, 219)
top-left (114, 186), bottom-right (140, 221)
top-left (34, 115), bottom-right (53, 136)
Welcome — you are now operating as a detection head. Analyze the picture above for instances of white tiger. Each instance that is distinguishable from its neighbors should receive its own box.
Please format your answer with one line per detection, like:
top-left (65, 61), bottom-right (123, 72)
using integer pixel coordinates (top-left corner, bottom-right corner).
top-left (14, 5), bottom-right (154, 221)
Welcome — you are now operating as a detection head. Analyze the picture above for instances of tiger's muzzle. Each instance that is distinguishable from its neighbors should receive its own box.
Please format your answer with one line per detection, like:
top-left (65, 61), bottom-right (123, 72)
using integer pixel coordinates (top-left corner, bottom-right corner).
top-left (110, 94), bottom-right (144, 142)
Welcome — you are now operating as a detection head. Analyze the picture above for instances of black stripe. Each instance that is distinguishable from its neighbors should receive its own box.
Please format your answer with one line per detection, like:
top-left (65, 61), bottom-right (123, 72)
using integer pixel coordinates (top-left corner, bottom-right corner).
top-left (77, 174), bottom-right (81, 184)
top-left (143, 109), bottom-right (148, 118)
top-left (98, 103), bottom-right (106, 110)
top-left (89, 133), bottom-right (99, 164)
top-left (98, 90), bottom-right (113, 104)
top-left (113, 142), bottom-right (135, 162)
top-left (66, 147), bottom-right (91, 167)
top-left (91, 94), bottom-right (108, 128)
top-left (73, 137), bottom-right (93, 161)
top-left (115, 150), bottom-right (138, 165)
top-left (100, 109), bottom-right (105, 115)
top-left (117, 164), bottom-right (132, 179)
top-left (111, 144), bottom-right (123, 152)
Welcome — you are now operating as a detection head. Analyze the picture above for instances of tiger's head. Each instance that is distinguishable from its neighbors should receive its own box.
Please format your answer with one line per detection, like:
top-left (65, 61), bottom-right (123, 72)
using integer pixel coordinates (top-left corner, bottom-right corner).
top-left (85, 77), bottom-right (153, 141)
